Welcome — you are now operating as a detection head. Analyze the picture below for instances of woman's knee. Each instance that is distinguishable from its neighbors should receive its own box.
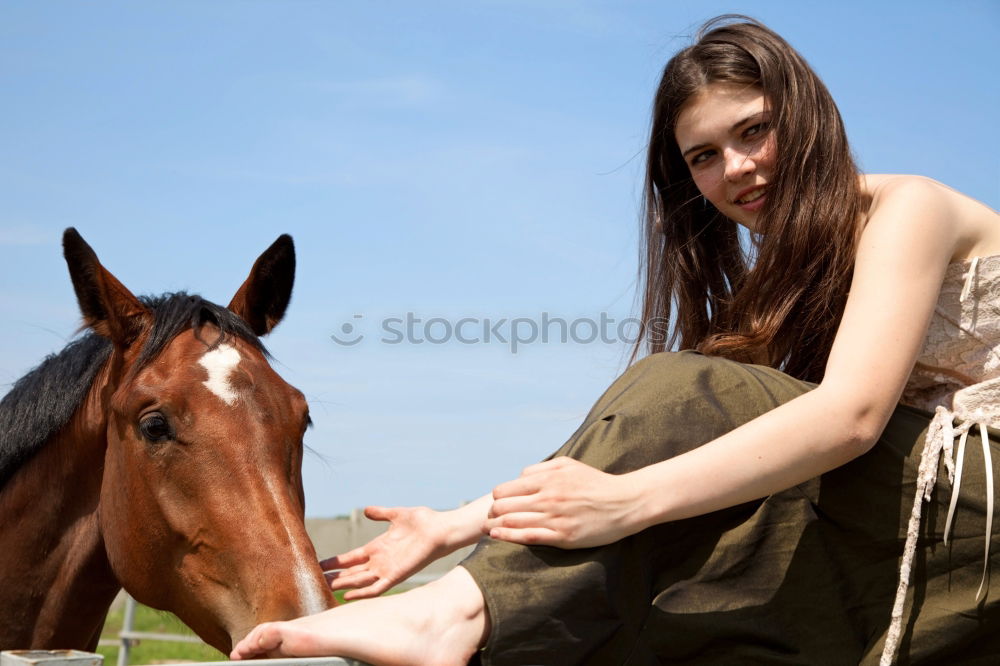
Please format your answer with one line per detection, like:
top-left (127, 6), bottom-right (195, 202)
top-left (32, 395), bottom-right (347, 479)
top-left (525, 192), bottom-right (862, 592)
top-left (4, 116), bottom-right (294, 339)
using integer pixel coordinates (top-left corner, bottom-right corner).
top-left (612, 351), bottom-right (810, 426)
top-left (617, 351), bottom-right (743, 405)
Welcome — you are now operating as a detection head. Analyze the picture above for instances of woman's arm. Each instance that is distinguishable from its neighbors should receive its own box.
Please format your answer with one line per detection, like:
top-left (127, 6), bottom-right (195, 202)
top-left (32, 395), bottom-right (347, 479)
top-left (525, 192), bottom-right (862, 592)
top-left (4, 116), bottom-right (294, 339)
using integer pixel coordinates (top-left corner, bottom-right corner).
top-left (486, 178), bottom-right (962, 548)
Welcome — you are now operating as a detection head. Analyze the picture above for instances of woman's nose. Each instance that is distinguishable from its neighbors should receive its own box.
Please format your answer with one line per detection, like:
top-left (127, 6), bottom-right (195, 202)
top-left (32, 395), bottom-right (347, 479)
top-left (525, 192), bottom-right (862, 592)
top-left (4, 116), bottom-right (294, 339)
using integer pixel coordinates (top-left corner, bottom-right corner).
top-left (723, 148), bottom-right (755, 182)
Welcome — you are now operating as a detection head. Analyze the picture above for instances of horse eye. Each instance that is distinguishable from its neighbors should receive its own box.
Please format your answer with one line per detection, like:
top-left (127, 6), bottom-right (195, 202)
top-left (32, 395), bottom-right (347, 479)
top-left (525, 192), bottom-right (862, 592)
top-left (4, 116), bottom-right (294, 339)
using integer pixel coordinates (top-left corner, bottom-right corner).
top-left (139, 412), bottom-right (173, 442)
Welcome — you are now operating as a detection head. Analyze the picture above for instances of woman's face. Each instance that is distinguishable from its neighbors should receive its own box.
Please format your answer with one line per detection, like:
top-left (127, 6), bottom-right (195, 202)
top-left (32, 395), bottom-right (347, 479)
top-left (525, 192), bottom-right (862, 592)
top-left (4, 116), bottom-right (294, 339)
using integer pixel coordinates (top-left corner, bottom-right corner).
top-left (674, 82), bottom-right (775, 231)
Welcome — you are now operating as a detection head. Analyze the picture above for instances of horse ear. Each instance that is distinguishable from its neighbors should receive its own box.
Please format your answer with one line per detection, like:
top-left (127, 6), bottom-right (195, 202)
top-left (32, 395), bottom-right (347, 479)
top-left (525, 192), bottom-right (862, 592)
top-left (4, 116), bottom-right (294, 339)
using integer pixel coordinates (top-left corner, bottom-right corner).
top-left (62, 228), bottom-right (150, 345)
top-left (228, 234), bottom-right (295, 336)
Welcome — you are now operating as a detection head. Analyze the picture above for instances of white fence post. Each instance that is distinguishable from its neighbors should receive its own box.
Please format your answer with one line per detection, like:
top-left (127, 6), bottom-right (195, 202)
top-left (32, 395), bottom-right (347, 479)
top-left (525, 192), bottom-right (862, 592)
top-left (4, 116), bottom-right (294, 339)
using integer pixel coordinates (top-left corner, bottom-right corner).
top-left (115, 595), bottom-right (136, 666)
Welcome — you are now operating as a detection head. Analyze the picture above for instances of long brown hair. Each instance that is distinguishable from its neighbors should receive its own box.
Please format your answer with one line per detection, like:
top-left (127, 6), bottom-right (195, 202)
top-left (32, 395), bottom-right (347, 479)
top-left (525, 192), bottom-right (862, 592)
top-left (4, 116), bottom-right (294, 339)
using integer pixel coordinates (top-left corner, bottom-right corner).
top-left (634, 15), bottom-right (866, 382)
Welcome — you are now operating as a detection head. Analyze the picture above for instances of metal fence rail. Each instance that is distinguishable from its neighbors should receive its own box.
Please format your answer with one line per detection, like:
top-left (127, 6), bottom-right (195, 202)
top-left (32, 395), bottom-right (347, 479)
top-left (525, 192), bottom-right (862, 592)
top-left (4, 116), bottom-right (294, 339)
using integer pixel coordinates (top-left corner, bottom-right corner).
top-left (194, 657), bottom-right (369, 666)
top-left (3, 652), bottom-right (367, 666)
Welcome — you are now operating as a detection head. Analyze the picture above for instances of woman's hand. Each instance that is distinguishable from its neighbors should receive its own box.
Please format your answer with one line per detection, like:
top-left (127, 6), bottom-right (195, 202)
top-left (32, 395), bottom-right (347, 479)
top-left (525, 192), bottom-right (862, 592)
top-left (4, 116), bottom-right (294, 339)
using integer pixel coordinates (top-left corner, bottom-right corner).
top-left (322, 496), bottom-right (491, 600)
top-left (484, 457), bottom-right (645, 549)
top-left (321, 505), bottom-right (453, 600)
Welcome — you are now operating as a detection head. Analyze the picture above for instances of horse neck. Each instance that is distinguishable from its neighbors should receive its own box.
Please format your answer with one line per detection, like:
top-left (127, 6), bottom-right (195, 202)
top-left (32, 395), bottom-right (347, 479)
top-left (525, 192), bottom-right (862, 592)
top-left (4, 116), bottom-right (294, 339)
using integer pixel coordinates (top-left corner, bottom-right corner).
top-left (0, 361), bottom-right (121, 649)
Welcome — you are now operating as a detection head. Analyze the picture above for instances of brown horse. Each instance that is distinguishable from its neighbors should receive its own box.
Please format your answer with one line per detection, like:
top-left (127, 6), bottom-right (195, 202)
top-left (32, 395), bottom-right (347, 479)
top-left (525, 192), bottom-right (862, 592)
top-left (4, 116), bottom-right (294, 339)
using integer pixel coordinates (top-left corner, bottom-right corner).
top-left (0, 229), bottom-right (333, 651)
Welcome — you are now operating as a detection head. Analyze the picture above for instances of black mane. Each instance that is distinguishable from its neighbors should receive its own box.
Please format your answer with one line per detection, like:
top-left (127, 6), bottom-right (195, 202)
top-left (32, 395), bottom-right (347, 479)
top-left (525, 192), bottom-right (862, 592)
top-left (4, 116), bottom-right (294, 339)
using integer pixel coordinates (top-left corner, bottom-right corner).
top-left (0, 292), bottom-right (267, 488)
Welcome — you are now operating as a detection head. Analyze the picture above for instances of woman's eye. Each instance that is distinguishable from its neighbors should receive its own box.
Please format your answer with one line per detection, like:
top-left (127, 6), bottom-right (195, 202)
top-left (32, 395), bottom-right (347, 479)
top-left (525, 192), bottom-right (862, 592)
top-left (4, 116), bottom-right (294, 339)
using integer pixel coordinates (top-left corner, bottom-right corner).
top-left (745, 122), bottom-right (769, 139)
top-left (139, 412), bottom-right (173, 442)
top-left (690, 150), bottom-right (714, 166)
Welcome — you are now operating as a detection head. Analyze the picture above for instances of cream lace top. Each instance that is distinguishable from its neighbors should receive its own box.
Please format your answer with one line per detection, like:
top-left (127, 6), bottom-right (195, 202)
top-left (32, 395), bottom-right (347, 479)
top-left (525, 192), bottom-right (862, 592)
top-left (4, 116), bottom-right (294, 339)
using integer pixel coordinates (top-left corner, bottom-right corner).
top-left (882, 254), bottom-right (1000, 665)
top-left (901, 254), bottom-right (1000, 412)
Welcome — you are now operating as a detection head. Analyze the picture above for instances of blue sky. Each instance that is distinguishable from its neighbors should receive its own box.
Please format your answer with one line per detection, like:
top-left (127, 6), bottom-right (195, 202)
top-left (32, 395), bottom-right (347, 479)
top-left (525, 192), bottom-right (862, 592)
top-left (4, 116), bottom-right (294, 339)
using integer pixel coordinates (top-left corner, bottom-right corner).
top-left (2, 1), bottom-right (997, 518)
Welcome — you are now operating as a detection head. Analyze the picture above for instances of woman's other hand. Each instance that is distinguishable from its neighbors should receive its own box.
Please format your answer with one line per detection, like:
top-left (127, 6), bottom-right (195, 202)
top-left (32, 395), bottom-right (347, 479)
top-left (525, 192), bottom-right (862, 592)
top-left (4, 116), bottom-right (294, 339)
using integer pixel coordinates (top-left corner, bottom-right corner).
top-left (484, 457), bottom-right (643, 549)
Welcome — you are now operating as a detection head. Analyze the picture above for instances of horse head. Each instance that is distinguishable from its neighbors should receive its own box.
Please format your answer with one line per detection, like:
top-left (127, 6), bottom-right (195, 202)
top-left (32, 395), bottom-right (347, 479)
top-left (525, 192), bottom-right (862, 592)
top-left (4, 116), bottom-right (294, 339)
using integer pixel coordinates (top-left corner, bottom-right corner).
top-left (62, 228), bottom-right (332, 650)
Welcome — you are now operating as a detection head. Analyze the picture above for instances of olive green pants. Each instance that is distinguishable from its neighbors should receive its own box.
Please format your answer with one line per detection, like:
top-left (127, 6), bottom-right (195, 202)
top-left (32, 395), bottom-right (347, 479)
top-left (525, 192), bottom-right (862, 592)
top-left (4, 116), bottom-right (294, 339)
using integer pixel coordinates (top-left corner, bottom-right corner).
top-left (461, 352), bottom-right (999, 665)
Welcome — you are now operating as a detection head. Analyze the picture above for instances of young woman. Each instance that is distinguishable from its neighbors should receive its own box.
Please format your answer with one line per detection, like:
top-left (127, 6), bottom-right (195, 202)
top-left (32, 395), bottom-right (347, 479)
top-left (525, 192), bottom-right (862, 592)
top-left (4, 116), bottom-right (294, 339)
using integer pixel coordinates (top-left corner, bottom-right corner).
top-left (231, 17), bottom-right (999, 665)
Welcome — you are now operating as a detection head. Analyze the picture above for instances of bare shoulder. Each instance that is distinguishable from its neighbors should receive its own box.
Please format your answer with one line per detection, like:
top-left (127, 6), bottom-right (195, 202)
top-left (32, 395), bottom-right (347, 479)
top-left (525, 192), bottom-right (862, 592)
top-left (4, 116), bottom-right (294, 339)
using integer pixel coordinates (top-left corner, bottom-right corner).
top-left (864, 174), bottom-right (974, 212)
top-left (861, 174), bottom-right (1000, 262)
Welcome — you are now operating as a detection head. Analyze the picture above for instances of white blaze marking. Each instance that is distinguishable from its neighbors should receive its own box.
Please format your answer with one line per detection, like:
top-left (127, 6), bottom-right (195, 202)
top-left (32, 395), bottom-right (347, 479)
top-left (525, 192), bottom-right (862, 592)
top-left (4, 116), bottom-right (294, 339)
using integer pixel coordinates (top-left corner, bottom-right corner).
top-left (296, 562), bottom-right (328, 616)
top-left (197, 344), bottom-right (241, 405)
top-left (262, 474), bottom-right (329, 615)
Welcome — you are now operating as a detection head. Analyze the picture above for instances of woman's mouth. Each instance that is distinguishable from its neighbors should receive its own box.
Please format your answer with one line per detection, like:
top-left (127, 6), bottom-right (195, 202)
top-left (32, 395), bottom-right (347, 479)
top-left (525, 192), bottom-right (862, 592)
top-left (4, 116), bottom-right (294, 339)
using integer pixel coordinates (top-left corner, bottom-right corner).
top-left (735, 187), bottom-right (765, 204)
top-left (733, 186), bottom-right (767, 211)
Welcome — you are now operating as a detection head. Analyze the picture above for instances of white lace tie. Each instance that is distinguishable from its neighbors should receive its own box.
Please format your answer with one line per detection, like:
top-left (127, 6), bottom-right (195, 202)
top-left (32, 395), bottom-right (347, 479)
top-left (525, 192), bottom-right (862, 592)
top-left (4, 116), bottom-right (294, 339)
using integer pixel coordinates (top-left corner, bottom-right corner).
top-left (880, 406), bottom-right (994, 665)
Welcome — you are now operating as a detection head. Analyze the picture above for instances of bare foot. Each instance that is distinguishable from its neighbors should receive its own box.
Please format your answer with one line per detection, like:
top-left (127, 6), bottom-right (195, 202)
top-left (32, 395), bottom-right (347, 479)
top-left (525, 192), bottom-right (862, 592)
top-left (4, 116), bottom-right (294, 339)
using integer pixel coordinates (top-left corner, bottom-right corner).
top-left (230, 567), bottom-right (488, 666)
